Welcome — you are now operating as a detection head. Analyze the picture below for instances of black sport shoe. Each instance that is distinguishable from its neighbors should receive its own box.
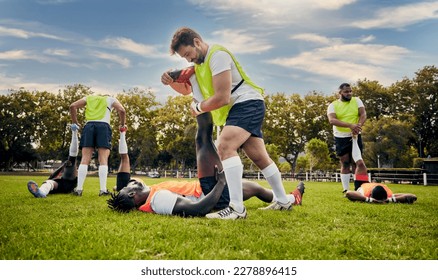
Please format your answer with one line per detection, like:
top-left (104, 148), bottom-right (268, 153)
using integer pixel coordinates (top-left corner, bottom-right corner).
top-left (99, 190), bottom-right (110, 196)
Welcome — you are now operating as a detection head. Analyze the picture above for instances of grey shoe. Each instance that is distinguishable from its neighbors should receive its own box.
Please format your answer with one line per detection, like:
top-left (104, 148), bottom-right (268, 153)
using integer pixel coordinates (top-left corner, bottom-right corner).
top-left (206, 206), bottom-right (247, 220)
top-left (99, 190), bottom-right (110, 196)
top-left (259, 200), bottom-right (292, 211)
top-left (72, 189), bottom-right (82, 196)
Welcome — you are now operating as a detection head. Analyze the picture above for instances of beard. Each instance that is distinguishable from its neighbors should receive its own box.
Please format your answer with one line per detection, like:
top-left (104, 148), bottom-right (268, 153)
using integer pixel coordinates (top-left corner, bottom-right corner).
top-left (193, 47), bottom-right (205, 64)
top-left (341, 95), bottom-right (352, 101)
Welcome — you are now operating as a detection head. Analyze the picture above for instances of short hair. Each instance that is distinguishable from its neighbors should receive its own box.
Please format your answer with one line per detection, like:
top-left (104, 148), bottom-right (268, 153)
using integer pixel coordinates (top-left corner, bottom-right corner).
top-left (339, 83), bottom-right (351, 90)
top-left (107, 192), bottom-right (136, 213)
top-left (371, 185), bottom-right (387, 201)
top-left (170, 27), bottom-right (202, 55)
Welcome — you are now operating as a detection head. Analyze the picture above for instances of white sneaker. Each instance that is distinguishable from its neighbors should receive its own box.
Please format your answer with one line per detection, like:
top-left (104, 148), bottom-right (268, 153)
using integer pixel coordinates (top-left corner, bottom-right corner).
top-left (206, 206), bottom-right (247, 220)
top-left (259, 201), bottom-right (292, 211)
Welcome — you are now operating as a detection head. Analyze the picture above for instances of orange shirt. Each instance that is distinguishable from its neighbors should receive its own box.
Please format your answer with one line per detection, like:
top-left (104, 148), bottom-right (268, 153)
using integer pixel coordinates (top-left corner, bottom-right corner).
top-left (138, 181), bottom-right (203, 213)
top-left (361, 183), bottom-right (393, 198)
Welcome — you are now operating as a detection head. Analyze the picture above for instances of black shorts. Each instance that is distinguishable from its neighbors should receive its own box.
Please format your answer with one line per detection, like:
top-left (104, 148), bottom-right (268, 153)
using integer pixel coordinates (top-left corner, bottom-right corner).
top-left (79, 122), bottom-right (112, 149)
top-left (335, 134), bottom-right (363, 157)
top-left (199, 176), bottom-right (230, 210)
top-left (51, 178), bottom-right (77, 194)
top-left (226, 100), bottom-right (265, 138)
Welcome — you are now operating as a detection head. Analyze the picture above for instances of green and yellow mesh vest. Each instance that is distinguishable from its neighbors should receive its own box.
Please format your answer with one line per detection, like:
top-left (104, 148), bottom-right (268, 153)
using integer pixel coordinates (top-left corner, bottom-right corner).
top-left (333, 97), bottom-right (359, 133)
top-left (195, 44), bottom-right (264, 126)
top-left (85, 96), bottom-right (108, 121)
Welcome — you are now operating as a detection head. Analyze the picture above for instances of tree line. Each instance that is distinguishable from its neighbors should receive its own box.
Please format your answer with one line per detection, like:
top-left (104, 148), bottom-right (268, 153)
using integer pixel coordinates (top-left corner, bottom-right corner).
top-left (1, 65), bottom-right (436, 173)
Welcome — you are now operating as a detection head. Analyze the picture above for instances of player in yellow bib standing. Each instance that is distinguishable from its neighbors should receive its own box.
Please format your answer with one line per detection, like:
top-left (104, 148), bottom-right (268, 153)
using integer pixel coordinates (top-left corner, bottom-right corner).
top-left (327, 83), bottom-right (367, 194)
top-left (69, 95), bottom-right (126, 196)
top-left (165, 27), bottom-right (291, 219)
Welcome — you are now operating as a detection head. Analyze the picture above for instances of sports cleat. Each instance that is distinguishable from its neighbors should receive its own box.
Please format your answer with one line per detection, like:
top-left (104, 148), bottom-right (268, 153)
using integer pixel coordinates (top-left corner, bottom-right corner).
top-left (169, 66), bottom-right (195, 83)
top-left (206, 206), bottom-right (247, 220)
top-left (27, 181), bottom-right (46, 198)
top-left (259, 200), bottom-right (292, 211)
top-left (99, 190), bottom-right (110, 196)
top-left (291, 181), bottom-right (305, 205)
top-left (72, 189), bottom-right (83, 196)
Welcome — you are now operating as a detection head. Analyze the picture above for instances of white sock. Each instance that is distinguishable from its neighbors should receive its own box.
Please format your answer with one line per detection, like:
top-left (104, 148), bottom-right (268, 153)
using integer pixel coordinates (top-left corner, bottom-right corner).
top-left (341, 174), bottom-right (351, 192)
top-left (99, 165), bottom-right (108, 192)
top-left (262, 163), bottom-right (288, 204)
top-left (286, 194), bottom-right (296, 204)
top-left (69, 130), bottom-right (79, 157)
top-left (352, 137), bottom-right (362, 163)
top-left (119, 132), bottom-right (128, 154)
top-left (39, 181), bottom-right (54, 196)
top-left (222, 156), bottom-right (244, 213)
top-left (76, 164), bottom-right (88, 191)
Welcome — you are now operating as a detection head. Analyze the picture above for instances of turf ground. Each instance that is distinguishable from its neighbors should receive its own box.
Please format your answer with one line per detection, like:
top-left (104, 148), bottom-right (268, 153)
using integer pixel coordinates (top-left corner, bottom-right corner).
top-left (0, 174), bottom-right (437, 260)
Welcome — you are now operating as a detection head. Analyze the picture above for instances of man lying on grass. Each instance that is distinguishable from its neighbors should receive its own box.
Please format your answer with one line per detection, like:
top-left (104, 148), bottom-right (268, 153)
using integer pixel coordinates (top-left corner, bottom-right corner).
top-left (27, 124), bottom-right (80, 198)
top-left (107, 112), bottom-right (305, 217)
top-left (345, 135), bottom-right (417, 204)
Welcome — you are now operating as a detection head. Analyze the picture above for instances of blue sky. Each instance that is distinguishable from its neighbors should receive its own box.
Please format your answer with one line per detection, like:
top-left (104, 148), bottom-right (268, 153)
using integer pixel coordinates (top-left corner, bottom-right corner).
top-left (1, 0), bottom-right (437, 103)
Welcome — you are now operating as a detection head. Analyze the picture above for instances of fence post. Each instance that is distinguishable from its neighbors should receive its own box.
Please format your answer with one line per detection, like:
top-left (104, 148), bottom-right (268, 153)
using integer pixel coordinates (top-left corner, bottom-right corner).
top-left (306, 172), bottom-right (309, 181)
top-left (368, 172), bottom-right (371, 182)
top-left (258, 172), bottom-right (260, 180)
top-left (423, 173), bottom-right (427, 186)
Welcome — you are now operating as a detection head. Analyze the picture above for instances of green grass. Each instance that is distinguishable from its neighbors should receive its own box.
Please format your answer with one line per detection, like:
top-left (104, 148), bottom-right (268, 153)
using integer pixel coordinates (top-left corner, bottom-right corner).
top-left (0, 174), bottom-right (437, 260)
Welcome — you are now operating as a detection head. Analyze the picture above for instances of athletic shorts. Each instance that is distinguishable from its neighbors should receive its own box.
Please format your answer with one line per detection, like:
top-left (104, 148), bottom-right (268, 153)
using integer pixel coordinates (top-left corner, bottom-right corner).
top-left (79, 121), bottom-right (112, 149)
top-left (51, 178), bottom-right (77, 194)
top-left (335, 134), bottom-right (363, 157)
top-left (226, 100), bottom-right (265, 138)
top-left (199, 176), bottom-right (230, 210)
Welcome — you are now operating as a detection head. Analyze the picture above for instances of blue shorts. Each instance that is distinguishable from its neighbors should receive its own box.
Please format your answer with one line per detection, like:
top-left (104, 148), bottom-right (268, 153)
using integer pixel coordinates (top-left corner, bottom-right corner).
top-left (79, 122), bottom-right (112, 149)
top-left (199, 176), bottom-right (230, 210)
top-left (226, 100), bottom-right (265, 138)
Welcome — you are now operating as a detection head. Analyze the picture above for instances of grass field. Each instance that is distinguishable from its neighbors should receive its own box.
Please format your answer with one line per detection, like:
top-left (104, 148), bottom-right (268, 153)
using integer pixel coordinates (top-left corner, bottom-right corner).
top-left (0, 174), bottom-right (437, 260)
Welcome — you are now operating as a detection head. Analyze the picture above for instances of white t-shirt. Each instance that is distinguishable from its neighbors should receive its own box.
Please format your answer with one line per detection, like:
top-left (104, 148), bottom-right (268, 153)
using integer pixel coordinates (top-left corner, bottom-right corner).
top-left (150, 189), bottom-right (204, 215)
top-left (327, 98), bottom-right (364, 138)
top-left (208, 48), bottom-right (263, 106)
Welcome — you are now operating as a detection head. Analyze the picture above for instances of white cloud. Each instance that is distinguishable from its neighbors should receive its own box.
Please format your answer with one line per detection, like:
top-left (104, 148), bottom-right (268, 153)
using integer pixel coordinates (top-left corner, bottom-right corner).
top-left (44, 48), bottom-right (71, 56)
top-left (102, 37), bottom-right (167, 58)
top-left (92, 51), bottom-right (131, 68)
top-left (0, 25), bottom-right (64, 40)
top-left (189, 0), bottom-right (356, 25)
top-left (289, 33), bottom-right (343, 45)
top-left (351, 1), bottom-right (438, 29)
top-left (266, 41), bottom-right (410, 84)
top-left (210, 29), bottom-right (273, 54)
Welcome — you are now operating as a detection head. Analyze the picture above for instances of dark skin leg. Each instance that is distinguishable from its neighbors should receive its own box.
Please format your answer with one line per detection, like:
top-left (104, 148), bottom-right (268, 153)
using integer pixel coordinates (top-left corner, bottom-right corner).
top-left (195, 113), bottom-right (272, 203)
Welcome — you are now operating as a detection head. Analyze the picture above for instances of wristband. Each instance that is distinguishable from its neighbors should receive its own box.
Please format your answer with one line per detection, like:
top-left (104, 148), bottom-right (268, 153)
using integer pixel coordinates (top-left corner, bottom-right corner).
top-left (191, 101), bottom-right (204, 115)
top-left (196, 102), bottom-right (203, 113)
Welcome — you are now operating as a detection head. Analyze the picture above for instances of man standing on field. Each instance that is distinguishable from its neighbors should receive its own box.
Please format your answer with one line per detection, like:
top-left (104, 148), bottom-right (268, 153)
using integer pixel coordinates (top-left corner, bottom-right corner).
top-left (327, 83), bottom-right (367, 194)
top-left (69, 94), bottom-right (126, 196)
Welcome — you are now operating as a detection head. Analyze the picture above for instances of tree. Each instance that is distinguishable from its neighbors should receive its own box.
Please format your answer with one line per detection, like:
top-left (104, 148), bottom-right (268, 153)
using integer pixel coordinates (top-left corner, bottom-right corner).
top-left (362, 117), bottom-right (415, 168)
top-left (264, 92), bottom-right (331, 172)
top-left (153, 95), bottom-right (197, 170)
top-left (304, 138), bottom-right (330, 172)
top-left (0, 90), bottom-right (39, 170)
top-left (110, 88), bottom-right (160, 172)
